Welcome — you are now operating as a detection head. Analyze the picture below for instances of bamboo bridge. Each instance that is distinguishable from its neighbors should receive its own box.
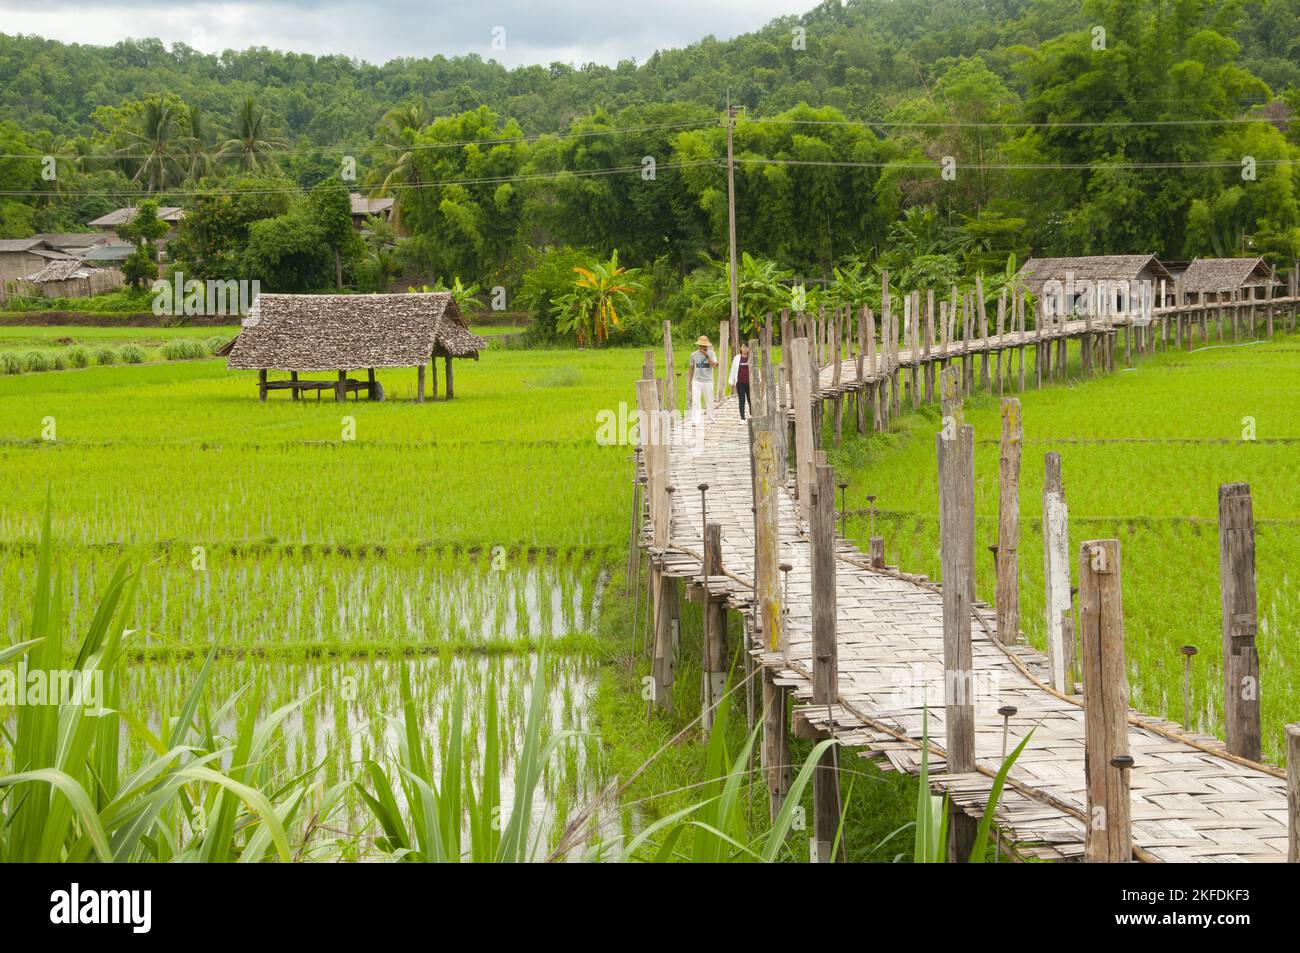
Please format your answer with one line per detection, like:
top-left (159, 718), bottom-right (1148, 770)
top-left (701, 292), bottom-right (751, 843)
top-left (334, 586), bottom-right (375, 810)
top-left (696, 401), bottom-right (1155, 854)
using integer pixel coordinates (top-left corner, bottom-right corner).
top-left (632, 285), bottom-right (1300, 863)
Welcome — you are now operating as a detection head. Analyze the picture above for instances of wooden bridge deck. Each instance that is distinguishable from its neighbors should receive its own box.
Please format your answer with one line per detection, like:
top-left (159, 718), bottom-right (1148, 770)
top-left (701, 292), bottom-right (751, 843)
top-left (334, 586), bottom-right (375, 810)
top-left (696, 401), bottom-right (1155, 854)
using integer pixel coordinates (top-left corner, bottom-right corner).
top-left (642, 311), bottom-right (1294, 863)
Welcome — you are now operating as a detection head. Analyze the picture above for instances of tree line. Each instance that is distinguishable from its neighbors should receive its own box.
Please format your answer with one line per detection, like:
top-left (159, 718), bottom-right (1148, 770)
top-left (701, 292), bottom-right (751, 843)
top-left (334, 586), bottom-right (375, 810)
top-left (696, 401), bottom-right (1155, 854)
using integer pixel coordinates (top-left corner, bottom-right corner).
top-left (0, 0), bottom-right (1297, 343)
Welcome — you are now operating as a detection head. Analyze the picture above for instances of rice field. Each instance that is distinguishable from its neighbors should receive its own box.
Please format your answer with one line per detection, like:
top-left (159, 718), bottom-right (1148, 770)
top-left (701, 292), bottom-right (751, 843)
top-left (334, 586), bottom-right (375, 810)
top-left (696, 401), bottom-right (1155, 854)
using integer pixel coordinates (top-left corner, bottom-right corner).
top-left (0, 342), bottom-right (651, 859)
top-left (831, 337), bottom-right (1300, 762)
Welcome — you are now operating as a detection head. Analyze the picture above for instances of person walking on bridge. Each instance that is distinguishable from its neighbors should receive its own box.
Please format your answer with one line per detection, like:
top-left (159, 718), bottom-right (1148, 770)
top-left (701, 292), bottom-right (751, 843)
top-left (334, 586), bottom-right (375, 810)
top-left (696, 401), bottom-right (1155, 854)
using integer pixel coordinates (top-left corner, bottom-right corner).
top-left (728, 342), bottom-right (751, 420)
top-left (688, 335), bottom-right (718, 424)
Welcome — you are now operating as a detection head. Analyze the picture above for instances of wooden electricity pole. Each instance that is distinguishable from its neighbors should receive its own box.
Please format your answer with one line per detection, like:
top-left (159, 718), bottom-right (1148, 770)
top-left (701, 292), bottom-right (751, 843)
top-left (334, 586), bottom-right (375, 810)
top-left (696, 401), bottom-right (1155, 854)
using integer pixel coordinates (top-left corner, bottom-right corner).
top-left (726, 100), bottom-right (741, 356)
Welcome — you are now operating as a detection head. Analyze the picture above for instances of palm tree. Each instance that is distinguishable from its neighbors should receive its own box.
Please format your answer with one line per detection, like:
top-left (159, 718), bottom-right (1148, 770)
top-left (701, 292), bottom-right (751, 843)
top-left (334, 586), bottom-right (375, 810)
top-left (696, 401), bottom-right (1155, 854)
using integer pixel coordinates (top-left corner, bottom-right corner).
top-left (117, 98), bottom-right (184, 192)
top-left (217, 97), bottom-right (288, 172)
top-left (366, 103), bottom-right (426, 229)
top-left (181, 103), bottom-right (216, 181)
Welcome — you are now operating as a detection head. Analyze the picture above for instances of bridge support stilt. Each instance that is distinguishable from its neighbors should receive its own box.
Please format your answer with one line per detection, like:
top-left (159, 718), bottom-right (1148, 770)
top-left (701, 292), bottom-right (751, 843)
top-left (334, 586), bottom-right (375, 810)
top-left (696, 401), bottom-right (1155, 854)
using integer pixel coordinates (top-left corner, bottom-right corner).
top-left (810, 456), bottom-right (841, 863)
top-left (762, 669), bottom-right (791, 824)
top-left (1079, 538), bottom-right (1133, 863)
top-left (701, 523), bottom-right (727, 735)
top-left (650, 569), bottom-right (678, 714)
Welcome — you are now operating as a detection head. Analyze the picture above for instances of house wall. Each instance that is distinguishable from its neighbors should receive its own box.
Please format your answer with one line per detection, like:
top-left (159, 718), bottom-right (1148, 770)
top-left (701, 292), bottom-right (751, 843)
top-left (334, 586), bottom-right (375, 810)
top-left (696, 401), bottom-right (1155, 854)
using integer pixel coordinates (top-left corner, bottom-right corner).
top-left (0, 268), bottom-right (125, 305)
top-left (0, 251), bottom-right (46, 285)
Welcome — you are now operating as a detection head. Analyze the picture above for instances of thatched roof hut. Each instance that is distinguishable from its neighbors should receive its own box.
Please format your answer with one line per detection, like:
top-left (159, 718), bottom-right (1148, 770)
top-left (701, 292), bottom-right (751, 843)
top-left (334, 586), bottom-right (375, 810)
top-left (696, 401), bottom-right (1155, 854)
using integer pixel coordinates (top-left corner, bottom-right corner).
top-left (1178, 257), bottom-right (1277, 298)
top-left (1016, 255), bottom-right (1173, 296)
top-left (227, 292), bottom-right (487, 402)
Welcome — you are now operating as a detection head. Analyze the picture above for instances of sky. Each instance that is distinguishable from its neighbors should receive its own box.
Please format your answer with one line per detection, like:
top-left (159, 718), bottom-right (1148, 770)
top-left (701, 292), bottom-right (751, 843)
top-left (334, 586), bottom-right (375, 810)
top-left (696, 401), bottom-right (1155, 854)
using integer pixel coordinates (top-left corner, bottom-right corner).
top-left (0, 0), bottom-right (815, 67)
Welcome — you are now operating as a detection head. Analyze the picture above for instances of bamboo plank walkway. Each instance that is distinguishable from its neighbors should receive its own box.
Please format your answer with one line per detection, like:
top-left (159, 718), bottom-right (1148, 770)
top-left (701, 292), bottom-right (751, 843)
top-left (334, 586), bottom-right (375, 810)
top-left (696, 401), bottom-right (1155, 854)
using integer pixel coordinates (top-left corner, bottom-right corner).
top-left (641, 307), bottom-right (1295, 863)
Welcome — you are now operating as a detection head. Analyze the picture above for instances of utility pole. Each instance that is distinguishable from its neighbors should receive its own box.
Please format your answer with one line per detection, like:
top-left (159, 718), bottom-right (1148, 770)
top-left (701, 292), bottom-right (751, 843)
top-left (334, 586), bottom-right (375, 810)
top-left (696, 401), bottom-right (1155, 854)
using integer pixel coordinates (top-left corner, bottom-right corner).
top-left (726, 97), bottom-right (740, 356)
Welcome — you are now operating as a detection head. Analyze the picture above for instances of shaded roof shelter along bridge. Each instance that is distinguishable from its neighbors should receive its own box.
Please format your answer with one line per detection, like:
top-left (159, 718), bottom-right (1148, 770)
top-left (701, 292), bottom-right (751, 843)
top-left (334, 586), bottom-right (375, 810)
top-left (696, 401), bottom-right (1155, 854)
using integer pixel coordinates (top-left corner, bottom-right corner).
top-left (226, 291), bottom-right (487, 401)
top-left (1178, 257), bottom-right (1278, 302)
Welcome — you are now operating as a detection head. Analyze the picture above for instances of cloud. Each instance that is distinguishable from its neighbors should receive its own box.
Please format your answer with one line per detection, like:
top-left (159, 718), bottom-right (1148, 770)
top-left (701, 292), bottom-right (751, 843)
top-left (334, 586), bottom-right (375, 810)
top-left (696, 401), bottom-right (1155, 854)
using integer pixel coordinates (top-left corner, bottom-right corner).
top-left (0, 0), bottom-right (812, 66)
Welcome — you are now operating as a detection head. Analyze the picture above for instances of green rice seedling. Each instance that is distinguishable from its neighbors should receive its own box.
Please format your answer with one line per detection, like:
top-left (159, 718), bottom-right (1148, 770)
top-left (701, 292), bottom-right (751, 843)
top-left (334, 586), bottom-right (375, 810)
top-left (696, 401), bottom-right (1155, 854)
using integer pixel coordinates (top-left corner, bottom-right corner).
top-left (22, 350), bottom-right (52, 373)
top-left (93, 346), bottom-right (117, 366)
top-left (67, 346), bottom-right (90, 369)
top-left (162, 338), bottom-right (208, 360)
top-left (0, 351), bottom-right (21, 374)
top-left (50, 351), bottom-right (67, 371)
top-left (120, 344), bottom-right (146, 364)
top-left (207, 336), bottom-right (228, 354)
top-left (0, 500), bottom-right (308, 862)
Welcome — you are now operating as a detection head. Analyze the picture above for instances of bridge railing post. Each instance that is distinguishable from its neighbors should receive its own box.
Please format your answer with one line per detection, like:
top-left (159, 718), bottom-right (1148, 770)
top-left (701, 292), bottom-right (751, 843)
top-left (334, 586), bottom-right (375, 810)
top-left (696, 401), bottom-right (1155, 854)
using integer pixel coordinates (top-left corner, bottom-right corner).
top-left (810, 455), bottom-right (840, 863)
top-left (1079, 538), bottom-right (1132, 863)
top-left (937, 386), bottom-right (978, 861)
top-left (1043, 451), bottom-right (1075, 695)
top-left (996, 399), bottom-right (1021, 644)
top-left (1287, 722), bottom-right (1300, 862)
top-left (1219, 482), bottom-right (1262, 761)
top-left (701, 522), bottom-right (727, 733)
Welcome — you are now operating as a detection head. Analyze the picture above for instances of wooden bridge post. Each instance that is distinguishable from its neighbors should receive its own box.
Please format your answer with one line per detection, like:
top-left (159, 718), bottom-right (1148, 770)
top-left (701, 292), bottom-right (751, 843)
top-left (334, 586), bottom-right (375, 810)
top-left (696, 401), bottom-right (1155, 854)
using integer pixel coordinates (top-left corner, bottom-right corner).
top-left (662, 320), bottom-right (676, 414)
top-left (1079, 539), bottom-right (1132, 863)
top-left (1013, 289), bottom-right (1024, 395)
top-left (1219, 483), bottom-right (1262, 761)
top-left (976, 277), bottom-right (990, 392)
top-left (702, 522), bottom-right (727, 733)
top-left (996, 399), bottom-right (1022, 645)
top-left (810, 457), bottom-right (841, 862)
top-left (1043, 452), bottom-right (1075, 694)
top-left (258, 369), bottom-right (268, 401)
top-left (909, 291), bottom-right (921, 410)
top-left (1036, 298), bottom-right (1046, 389)
top-left (790, 338), bottom-right (815, 525)
top-left (751, 414), bottom-right (783, 655)
top-left (937, 406), bottom-right (978, 861)
top-left (924, 290), bottom-right (935, 403)
top-left (762, 668), bottom-right (792, 824)
top-left (1287, 723), bottom-right (1300, 862)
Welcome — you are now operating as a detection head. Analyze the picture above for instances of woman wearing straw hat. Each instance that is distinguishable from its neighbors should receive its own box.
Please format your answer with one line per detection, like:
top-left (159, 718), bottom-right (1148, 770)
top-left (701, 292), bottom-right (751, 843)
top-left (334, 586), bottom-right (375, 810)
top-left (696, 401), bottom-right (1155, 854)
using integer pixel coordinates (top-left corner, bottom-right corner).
top-left (688, 335), bottom-right (718, 424)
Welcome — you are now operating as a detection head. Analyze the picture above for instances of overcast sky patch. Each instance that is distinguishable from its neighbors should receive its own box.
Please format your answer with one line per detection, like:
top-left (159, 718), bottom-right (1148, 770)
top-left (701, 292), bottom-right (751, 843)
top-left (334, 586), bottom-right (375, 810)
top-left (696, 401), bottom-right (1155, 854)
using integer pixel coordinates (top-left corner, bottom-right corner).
top-left (0, 0), bottom-right (814, 67)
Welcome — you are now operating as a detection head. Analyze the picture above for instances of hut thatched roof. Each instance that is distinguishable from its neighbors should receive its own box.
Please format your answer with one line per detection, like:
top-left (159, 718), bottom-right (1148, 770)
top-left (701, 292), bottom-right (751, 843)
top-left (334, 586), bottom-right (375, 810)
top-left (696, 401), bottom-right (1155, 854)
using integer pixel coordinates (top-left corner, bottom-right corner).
top-left (1016, 255), bottom-right (1173, 294)
top-left (25, 259), bottom-right (90, 283)
top-left (1178, 257), bottom-right (1277, 294)
top-left (226, 292), bottom-right (488, 371)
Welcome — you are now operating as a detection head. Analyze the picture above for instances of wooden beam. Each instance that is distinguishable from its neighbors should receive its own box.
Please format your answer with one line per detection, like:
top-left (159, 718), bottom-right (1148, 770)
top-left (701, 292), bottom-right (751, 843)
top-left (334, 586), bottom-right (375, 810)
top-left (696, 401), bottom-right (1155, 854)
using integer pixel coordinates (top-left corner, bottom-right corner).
top-left (258, 369), bottom-right (268, 402)
top-left (937, 414), bottom-right (977, 861)
top-left (762, 668), bottom-right (792, 824)
top-left (789, 337), bottom-right (815, 525)
top-left (810, 456), bottom-right (839, 863)
top-left (336, 370), bottom-right (346, 402)
top-left (1043, 451), bottom-right (1075, 694)
top-left (1079, 538), bottom-right (1132, 863)
top-left (1288, 722), bottom-right (1300, 863)
top-left (1219, 483), bottom-right (1262, 761)
top-left (416, 363), bottom-right (425, 403)
top-left (701, 522), bottom-right (727, 733)
top-left (996, 399), bottom-right (1021, 644)
top-left (444, 354), bottom-right (454, 399)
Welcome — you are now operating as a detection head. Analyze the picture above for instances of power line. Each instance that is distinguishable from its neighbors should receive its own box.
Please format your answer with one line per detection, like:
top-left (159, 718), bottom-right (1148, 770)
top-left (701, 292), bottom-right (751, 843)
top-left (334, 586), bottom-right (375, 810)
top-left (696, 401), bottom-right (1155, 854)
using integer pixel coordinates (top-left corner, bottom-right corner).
top-left (0, 151), bottom-right (1291, 199)
top-left (750, 115), bottom-right (1286, 130)
top-left (0, 158), bottom-right (719, 198)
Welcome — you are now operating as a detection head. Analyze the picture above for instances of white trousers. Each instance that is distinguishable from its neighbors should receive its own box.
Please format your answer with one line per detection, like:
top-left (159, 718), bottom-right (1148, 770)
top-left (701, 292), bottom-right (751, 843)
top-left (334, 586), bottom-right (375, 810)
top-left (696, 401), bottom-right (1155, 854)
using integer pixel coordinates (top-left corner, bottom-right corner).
top-left (690, 379), bottom-right (715, 423)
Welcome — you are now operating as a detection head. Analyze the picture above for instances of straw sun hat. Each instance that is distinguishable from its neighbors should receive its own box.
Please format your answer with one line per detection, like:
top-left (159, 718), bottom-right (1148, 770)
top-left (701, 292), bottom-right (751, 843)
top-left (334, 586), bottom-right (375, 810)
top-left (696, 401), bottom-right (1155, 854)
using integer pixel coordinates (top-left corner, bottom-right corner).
top-left (696, 335), bottom-right (711, 347)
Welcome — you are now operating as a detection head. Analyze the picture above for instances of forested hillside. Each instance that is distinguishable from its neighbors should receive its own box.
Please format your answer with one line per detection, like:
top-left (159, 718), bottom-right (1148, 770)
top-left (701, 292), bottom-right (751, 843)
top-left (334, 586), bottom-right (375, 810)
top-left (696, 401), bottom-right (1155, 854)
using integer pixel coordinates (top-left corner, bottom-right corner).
top-left (2, 0), bottom-right (1298, 335)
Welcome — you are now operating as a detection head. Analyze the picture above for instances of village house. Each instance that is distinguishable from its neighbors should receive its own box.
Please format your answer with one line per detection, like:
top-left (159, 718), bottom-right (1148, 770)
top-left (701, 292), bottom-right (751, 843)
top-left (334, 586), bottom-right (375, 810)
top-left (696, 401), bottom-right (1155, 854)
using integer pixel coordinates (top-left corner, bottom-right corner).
top-left (0, 239), bottom-right (79, 284)
top-left (87, 206), bottom-right (185, 253)
top-left (349, 192), bottom-right (395, 230)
